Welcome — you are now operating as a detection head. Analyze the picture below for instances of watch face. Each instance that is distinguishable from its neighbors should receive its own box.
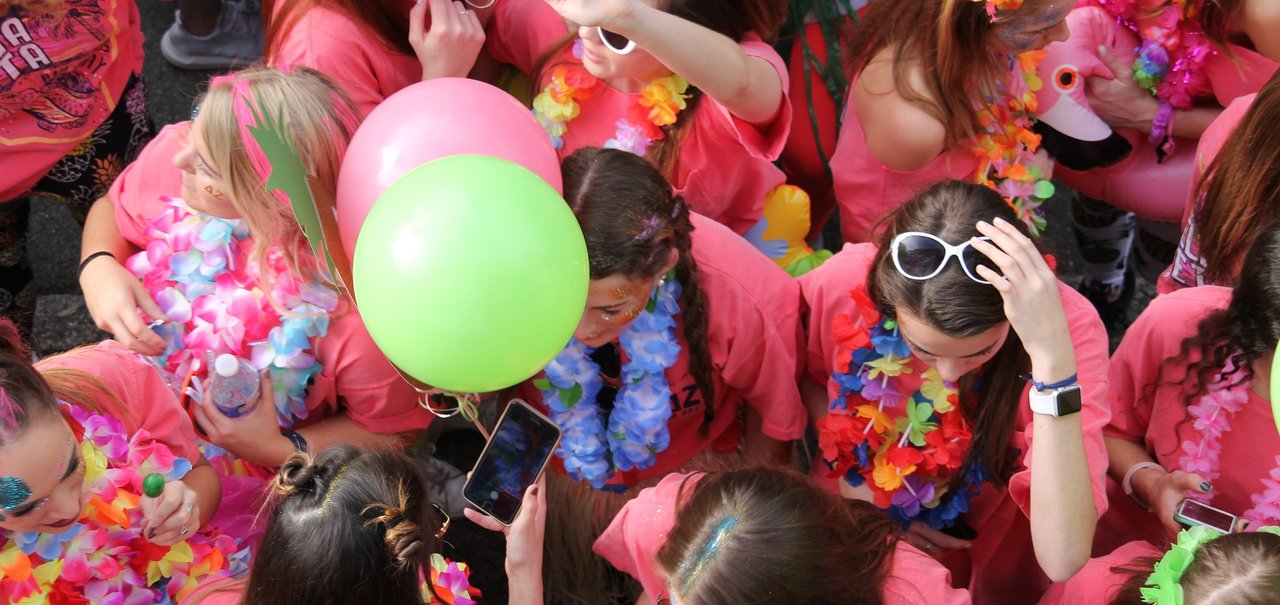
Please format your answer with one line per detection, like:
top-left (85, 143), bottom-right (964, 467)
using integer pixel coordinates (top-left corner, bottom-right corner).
top-left (1056, 386), bottom-right (1083, 416)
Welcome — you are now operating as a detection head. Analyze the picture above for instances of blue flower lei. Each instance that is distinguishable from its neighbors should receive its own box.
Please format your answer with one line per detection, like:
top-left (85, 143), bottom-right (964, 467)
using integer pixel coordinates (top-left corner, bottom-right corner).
top-left (826, 312), bottom-right (987, 530)
top-left (537, 277), bottom-right (682, 490)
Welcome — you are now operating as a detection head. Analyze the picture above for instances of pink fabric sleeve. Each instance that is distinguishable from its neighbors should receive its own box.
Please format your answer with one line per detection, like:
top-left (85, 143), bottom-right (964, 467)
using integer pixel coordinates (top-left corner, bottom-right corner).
top-left (1037, 540), bottom-right (1162, 605)
top-left (109, 122), bottom-right (188, 247)
top-left (696, 38), bottom-right (793, 163)
top-left (1007, 284), bottom-right (1112, 520)
top-left (271, 8), bottom-right (399, 117)
top-left (694, 216), bottom-right (806, 440)
top-left (797, 244), bottom-right (875, 388)
top-left (309, 308), bottom-right (430, 435)
top-left (883, 542), bottom-right (972, 605)
top-left (593, 472), bottom-right (701, 598)
top-left (484, 0), bottom-right (570, 75)
top-left (38, 341), bottom-right (201, 462)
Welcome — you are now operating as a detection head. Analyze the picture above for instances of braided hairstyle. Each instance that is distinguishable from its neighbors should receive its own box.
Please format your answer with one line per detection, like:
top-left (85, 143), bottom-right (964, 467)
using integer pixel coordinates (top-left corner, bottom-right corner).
top-left (245, 446), bottom-right (447, 605)
top-left (562, 147), bottom-right (718, 437)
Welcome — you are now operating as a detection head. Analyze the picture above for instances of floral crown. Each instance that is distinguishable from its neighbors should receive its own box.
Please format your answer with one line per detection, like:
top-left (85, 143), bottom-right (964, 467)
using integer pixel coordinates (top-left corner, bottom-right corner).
top-left (1141, 525), bottom-right (1280, 604)
top-left (970, 0), bottom-right (1024, 21)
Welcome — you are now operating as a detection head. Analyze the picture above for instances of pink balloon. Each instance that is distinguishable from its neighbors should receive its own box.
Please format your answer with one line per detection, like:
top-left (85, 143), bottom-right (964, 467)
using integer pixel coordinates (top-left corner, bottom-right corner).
top-left (336, 78), bottom-right (561, 259)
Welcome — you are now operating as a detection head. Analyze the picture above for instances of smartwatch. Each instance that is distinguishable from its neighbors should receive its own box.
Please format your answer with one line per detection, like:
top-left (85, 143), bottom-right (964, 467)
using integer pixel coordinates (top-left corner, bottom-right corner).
top-left (1028, 384), bottom-right (1082, 417)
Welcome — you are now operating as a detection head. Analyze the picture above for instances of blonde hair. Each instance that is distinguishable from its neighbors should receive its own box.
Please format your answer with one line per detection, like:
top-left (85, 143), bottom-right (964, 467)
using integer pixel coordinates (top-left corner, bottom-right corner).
top-left (196, 66), bottom-right (360, 302)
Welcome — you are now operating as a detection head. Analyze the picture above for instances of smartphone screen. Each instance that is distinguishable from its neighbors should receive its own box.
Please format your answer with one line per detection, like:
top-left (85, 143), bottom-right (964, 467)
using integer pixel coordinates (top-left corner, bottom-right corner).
top-left (463, 400), bottom-right (562, 525)
top-left (1176, 499), bottom-right (1237, 533)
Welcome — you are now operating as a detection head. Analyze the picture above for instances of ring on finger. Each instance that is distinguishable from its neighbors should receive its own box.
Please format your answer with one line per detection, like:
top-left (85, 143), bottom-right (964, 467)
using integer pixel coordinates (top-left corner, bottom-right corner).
top-left (180, 527), bottom-right (190, 536)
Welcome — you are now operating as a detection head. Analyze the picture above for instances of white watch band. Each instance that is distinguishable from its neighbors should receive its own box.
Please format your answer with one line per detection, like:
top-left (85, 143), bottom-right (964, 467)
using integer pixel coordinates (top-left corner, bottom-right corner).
top-left (1028, 389), bottom-right (1060, 416)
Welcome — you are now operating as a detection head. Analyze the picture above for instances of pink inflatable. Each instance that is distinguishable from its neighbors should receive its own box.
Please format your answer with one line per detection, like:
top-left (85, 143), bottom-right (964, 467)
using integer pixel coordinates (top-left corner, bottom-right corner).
top-left (336, 78), bottom-right (562, 259)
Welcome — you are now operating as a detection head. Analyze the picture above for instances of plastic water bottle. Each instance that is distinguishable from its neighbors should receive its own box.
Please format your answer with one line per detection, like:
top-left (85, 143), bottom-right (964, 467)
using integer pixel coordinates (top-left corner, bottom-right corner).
top-left (208, 354), bottom-right (260, 418)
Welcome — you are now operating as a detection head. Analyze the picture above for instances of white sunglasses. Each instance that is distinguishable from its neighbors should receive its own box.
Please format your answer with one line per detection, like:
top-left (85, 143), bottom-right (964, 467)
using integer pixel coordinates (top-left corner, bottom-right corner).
top-left (597, 26), bottom-right (636, 55)
top-left (890, 232), bottom-right (997, 285)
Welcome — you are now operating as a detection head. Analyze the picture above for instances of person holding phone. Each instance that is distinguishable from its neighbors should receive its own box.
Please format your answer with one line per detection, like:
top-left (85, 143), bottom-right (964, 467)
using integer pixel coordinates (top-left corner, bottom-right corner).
top-left (1099, 225), bottom-right (1280, 556)
top-left (519, 147), bottom-right (806, 601)
top-left (484, 0), bottom-right (793, 237)
top-left (594, 466), bottom-right (971, 604)
top-left (801, 180), bottom-right (1110, 603)
top-left (0, 318), bottom-right (244, 601)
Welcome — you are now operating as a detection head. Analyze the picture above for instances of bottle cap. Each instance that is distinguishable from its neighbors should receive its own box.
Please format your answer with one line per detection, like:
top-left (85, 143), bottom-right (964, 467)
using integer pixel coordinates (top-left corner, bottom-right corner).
top-left (214, 354), bottom-right (241, 378)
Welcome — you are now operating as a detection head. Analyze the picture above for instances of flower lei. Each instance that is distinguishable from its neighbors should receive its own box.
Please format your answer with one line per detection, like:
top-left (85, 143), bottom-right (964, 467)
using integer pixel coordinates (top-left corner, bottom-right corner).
top-left (424, 554), bottom-right (481, 605)
top-left (0, 403), bottom-right (248, 604)
top-left (126, 197), bottom-right (339, 429)
top-left (1139, 525), bottom-right (1280, 605)
top-left (970, 0), bottom-right (1024, 21)
top-left (532, 39), bottom-right (691, 156)
top-left (816, 286), bottom-right (986, 529)
top-left (970, 50), bottom-right (1055, 236)
top-left (536, 276), bottom-right (682, 491)
top-left (1095, 0), bottom-right (1215, 110)
top-left (1178, 366), bottom-right (1280, 528)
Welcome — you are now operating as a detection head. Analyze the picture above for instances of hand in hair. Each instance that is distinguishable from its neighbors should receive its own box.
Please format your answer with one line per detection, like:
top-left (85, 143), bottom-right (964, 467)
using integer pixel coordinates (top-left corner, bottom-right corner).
top-left (970, 217), bottom-right (1074, 377)
top-left (79, 253), bottom-right (168, 356)
top-left (464, 476), bottom-right (546, 605)
top-left (139, 478), bottom-right (203, 547)
top-left (410, 0), bottom-right (486, 80)
top-left (191, 372), bottom-right (294, 467)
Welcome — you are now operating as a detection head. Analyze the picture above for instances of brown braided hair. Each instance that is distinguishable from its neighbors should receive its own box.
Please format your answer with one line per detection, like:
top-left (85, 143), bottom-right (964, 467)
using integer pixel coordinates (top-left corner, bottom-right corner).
top-left (562, 147), bottom-right (718, 437)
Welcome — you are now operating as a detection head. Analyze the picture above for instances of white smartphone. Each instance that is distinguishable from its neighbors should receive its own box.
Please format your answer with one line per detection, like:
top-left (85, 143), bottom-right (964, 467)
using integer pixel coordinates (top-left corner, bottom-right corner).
top-left (1174, 498), bottom-right (1237, 534)
top-left (462, 399), bottom-right (561, 526)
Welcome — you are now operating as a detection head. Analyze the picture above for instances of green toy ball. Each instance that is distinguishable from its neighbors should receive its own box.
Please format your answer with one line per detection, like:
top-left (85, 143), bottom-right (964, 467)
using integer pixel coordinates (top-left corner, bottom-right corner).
top-left (143, 473), bottom-right (165, 498)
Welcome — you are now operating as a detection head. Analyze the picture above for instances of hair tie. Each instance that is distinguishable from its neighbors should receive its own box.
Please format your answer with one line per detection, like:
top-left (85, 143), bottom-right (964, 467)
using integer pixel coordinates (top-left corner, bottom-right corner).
top-left (384, 513), bottom-right (407, 529)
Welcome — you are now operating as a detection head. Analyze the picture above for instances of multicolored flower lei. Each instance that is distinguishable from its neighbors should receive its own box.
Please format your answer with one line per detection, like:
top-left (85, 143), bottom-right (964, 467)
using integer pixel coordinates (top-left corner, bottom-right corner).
top-left (1178, 366), bottom-right (1280, 527)
top-left (424, 554), bottom-right (481, 605)
top-left (126, 197), bottom-right (339, 429)
top-left (816, 286), bottom-right (986, 529)
top-left (536, 277), bottom-right (682, 491)
top-left (532, 39), bottom-right (691, 156)
top-left (1096, 0), bottom-right (1215, 110)
top-left (970, 50), bottom-right (1055, 235)
top-left (0, 403), bottom-right (248, 604)
top-left (970, 0), bottom-right (1025, 21)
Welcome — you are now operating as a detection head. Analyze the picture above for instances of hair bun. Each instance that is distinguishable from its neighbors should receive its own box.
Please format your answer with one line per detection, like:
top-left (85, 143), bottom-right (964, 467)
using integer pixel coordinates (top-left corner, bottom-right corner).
top-left (364, 502), bottom-right (427, 568)
top-left (273, 452), bottom-right (321, 498)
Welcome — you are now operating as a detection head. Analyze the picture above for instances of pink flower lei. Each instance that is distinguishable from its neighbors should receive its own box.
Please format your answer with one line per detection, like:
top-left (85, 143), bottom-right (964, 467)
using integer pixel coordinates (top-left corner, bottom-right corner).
top-left (0, 402), bottom-right (248, 604)
top-left (1178, 366), bottom-right (1280, 527)
top-left (1095, 0), bottom-right (1216, 109)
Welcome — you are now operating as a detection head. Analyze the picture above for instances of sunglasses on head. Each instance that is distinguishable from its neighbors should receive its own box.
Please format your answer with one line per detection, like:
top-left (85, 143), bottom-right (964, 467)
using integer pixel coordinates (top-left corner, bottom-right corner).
top-left (597, 26), bottom-right (636, 55)
top-left (890, 232), bottom-right (999, 285)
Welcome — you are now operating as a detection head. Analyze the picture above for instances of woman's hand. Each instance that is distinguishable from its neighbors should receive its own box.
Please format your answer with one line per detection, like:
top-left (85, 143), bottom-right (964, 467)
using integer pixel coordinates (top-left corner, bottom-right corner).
top-left (465, 478), bottom-right (546, 605)
top-left (1132, 467), bottom-right (1211, 538)
top-left (191, 372), bottom-right (294, 467)
top-left (1085, 45), bottom-right (1161, 133)
top-left (904, 523), bottom-right (973, 558)
top-left (544, 0), bottom-right (638, 31)
top-left (971, 218), bottom-right (1074, 374)
top-left (79, 256), bottom-right (167, 356)
top-left (140, 480), bottom-right (201, 546)
top-left (410, 0), bottom-right (485, 80)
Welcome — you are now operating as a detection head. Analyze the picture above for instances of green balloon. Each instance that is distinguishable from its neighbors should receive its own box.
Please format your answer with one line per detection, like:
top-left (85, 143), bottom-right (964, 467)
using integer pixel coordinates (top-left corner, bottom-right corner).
top-left (352, 155), bottom-right (588, 393)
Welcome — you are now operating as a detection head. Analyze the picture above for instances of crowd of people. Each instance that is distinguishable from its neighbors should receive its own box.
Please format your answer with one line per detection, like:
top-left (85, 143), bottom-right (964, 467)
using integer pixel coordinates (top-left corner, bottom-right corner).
top-left (2, 0), bottom-right (1280, 603)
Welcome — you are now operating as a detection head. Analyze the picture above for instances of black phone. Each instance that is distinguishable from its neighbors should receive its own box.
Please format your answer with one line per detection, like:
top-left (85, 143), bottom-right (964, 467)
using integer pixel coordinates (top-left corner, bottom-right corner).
top-left (463, 399), bottom-right (562, 526)
top-left (939, 519), bottom-right (979, 541)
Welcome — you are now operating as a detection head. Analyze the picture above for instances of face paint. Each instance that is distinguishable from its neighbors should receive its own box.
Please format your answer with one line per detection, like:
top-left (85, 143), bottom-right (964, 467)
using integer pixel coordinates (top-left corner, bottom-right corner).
top-left (0, 476), bottom-right (32, 520)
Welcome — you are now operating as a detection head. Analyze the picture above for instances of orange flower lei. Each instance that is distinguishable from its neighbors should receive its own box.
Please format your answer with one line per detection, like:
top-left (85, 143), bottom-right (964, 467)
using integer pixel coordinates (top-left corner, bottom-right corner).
top-left (970, 50), bottom-right (1055, 235)
top-left (531, 40), bottom-right (691, 156)
top-left (971, 0), bottom-right (1025, 21)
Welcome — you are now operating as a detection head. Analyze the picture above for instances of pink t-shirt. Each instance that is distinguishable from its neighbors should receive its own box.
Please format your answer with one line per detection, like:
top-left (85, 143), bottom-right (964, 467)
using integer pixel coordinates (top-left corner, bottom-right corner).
top-left (0, 0), bottom-right (145, 200)
top-left (267, 3), bottom-right (420, 117)
top-left (799, 243), bottom-right (1112, 604)
top-left (37, 341), bottom-right (202, 462)
top-left (485, 0), bottom-right (793, 234)
top-left (1157, 94), bottom-right (1256, 294)
top-left (109, 124), bottom-right (427, 438)
top-left (829, 85), bottom-right (979, 243)
top-left (518, 214), bottom-right (806, 487)
top-left (1038, 540), bottom-right (1161, 605)
top-left (594, 472), bottom-right (972, 604)
top-left (1099, 286), bottom-right (1280, 553)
